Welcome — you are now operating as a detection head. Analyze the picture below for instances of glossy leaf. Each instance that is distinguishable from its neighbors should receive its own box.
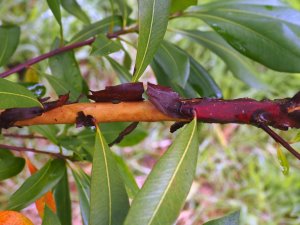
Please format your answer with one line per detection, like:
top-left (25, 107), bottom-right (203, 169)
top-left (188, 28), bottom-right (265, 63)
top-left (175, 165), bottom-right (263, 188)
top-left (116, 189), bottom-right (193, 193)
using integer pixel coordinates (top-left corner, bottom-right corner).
top-left (42, 206), bottom-right (62, 225)
top-left (106, 56), bottom-right (131, 82)
top-left (188, 1), bottom-right (300, 72)
top-left (170, 0), bottom-right (197, 13)
top-left (204, 211), bottom-right (240, 225)
top-left (177, 30), bottom-right (265, 89)
top-left (188, 55), bottom-right (222, 98)
top-left (115, 0), bottom-right (132, 27)
top-left (0, 151), bottom-right (25, 181)
top-left (46, 0), bottom-right (62, 27)
top-left (71, 166), bottom-right (91, 225)
top-left (91, 34), bottom-right (122, 56)
top-left (155, 41), bottom-right (190, 88)
top-left (152, 41), bottom-right (222, 98)
top-left (0, 78), bottom-right (42, 109)
top-left (113, 153), bottom-right (139, 198)
top-left (0, 25), bottom-right (20, 67)
top-left (54, 166), bottom-right (72, 225)
top-left (0, 211), bottom-right (34, 225)
top-left (132, 0), bottom-right (171, 81)
top-left (61, 0), bottom-right (90, 24)
top-left (70, 16), bottom-right (123, 43)
top-left (124, 118), bottom-right (199, 225)
top-left (8, 159), bottom-right (65, 211)
top-left (49, 38), bottom-right (85, 97)
top-left (89, 125), bottom-right (130, 225)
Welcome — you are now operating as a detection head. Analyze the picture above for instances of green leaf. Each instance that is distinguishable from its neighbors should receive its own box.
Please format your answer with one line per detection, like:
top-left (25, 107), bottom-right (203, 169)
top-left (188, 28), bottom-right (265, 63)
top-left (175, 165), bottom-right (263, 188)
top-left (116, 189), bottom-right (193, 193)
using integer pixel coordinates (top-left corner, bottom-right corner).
top-left (8, 159), bottom-right (65, 211)
top-left (0, 151), bottom-right (25, 181)
top-left (0, 78), bottom-right (42, 109)
top-left (204, 211), bottom-right (240, 225)
top-left (177, 30), bottom-right (266, 89)
top-left (54, 166), bottom-right (72, 225)
top-left (70, 16), bottom-right (123, 43)
top-left (124, 118), bottom-right (199, 225)
top-left (30, 125), bottom-right (59, 145)
top-left (155, 41), bottom-right (190, 88)
top-left (170, 0), bottom-right (197, 13)
top-left (46, 0), bottom-right (62, 26)
top-left (49, 38), bottom-right (85, 98)
top-left (188, 1), bottom-right (300, 72)
top-left (71, 166), bottom-right (91, 225)
top-left (188, 55), bottom-right (222, 98)
top-left (113, 153), bottom-right (139, 198)
top-left (91, 34), bottom-right (122, 56)
top-left (277, 145), bottom-right (290, 176)
top-left (106, 56), bottom-right (131, 82)
top-left (45, 75), bottom-right (80, 102)
top-left (132, 0), bottom-right (171, 82)
top-left (89, 125), bottom-right (130, 225)
top-left (42, 206), bottom-right (62, 225)
top-left (0, 25), bottom-right (20, 67)
top-left (61, 0), bottom-right (90, 24)
top-left (152, 41), bottom-right (222, 98)
top-left (115, 0), bottom-right (132, 27)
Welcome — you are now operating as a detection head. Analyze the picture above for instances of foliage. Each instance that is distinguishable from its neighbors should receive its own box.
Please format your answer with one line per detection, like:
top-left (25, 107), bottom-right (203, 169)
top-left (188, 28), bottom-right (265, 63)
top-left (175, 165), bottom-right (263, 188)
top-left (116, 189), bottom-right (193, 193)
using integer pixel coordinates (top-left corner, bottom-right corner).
top-left (0, 0), bottom-right (300, 224)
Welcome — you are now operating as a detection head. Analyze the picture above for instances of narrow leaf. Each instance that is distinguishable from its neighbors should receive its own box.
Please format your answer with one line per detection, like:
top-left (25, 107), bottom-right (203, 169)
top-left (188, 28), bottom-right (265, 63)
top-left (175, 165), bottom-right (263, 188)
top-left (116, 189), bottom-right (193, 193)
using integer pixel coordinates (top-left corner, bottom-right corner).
top-left (204, 211), bottom-right (240, 225)
top-left (277, 145), bottom-right (290, 176)
top-left (106, 56), bottom-right (131, 82)
top-left (46, 0), bottom-right (62, 26)
top-left (124, 118), bottom-right (199, 225)
top-left (189, 1), bottom-right (300, 72)
top-left (49, 38), bottom-right (85, 97)
top-left (42, 206), bottom-right (62, 225)
top-left (0, 78), bottom-right (42, 109)
top-left (177, 30), bottom-right (266, 89)
top-left (89, 125), bottom-right (130, 225)
top-left (154, 41), bottom-right (190, 88)
top-left (0, 25), bottom-right (20, 67)
top-left (72, 166), bottom-right (91, 225)
top-left (70, 16), bottom-right (123, 43)
top-left (61, 0), bottom-right (90, 24)
top-left (113, 153), bottom-right (139, 198)
top-left (30, 125), bottom-right (59, 145)
top-left (115, 0), bottom-right (132, 27)
top-left (170, 0), bottom-right (197, 13)
top-left (91, 34), bottom-right (122, 56)
top-left (0, 152), bottom-right (25, 181)
top-left (54, 166), bottom-right (72, 225)
top-left (132, 0), bottom-right (171, 81)
top-left (8, 159), bottom-right (65, 211)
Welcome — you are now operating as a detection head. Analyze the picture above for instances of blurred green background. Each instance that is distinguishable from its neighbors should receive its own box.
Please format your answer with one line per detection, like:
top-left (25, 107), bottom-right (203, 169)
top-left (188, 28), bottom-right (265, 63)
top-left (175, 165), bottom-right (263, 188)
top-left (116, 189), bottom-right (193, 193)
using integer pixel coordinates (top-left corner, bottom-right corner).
top-left (0, 0), bottom-right (300, 224)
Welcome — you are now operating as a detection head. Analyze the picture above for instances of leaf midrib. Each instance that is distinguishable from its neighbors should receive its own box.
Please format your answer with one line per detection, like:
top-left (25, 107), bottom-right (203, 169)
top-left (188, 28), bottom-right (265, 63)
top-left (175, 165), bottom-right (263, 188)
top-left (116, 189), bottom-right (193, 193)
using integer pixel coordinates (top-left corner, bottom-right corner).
top-left (133, 0), bottom-right (156, 81)
top-left (0, 91), bottom-right (42, 108)
top-left (147, 119), bottom-right (197, 225)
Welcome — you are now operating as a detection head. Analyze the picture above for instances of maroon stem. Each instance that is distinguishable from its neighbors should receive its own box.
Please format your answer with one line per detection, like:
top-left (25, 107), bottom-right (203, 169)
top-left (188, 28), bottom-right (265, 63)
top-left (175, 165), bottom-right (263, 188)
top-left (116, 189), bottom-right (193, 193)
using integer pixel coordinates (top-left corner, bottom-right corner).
top-left (0, 144), bottom-right (70, 159)
top-left (2, 133), bottom-right (47, 139)
top-left (0, 38), bottom-right (95, 78)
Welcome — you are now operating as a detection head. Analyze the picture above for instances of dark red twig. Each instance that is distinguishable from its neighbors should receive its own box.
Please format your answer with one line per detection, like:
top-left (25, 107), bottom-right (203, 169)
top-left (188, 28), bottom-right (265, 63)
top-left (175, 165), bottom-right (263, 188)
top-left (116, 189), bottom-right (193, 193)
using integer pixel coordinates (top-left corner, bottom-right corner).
top-left (259, 124), bottom-right (300, 160)
top-left (0, 38), bottom-right (95, 78)
top-left (0, 144), bottom-right (70, 160)
top-left (2, 133), bottom-right (46, 139)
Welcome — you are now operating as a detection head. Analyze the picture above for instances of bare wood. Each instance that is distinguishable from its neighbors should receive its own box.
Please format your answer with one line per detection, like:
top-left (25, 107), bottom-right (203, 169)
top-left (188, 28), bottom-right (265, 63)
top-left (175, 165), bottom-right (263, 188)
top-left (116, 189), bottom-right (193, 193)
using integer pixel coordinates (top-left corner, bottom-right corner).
top-left (15, 101), bottom-right (184, 126)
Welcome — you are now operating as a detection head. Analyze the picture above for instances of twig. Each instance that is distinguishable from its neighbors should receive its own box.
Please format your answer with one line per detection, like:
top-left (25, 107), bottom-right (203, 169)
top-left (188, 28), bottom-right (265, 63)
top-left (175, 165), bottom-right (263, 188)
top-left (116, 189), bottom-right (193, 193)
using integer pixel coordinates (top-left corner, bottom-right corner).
top-left (0, 26), bottom-right (137, 78)
top-left (0, 144), bottom-right (71, 160)
top-left (2, 133), bottom-right (47, 139)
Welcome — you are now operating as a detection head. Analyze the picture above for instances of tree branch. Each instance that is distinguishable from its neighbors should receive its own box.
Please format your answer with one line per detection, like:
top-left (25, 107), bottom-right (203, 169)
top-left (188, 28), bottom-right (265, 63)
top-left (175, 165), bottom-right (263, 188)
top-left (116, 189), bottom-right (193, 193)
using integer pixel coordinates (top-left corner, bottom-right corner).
top-left (0, 144), bottom-right (70, 160)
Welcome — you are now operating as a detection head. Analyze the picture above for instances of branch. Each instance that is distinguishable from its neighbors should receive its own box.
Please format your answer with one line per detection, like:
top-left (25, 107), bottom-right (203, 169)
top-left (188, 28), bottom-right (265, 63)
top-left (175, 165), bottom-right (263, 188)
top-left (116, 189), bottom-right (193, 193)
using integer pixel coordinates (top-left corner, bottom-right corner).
top-left (0, 144), bottom-right (70, 160)
top-left (0, 26), bottom-right (137, 78)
